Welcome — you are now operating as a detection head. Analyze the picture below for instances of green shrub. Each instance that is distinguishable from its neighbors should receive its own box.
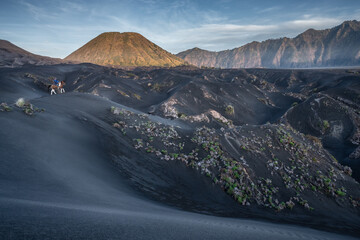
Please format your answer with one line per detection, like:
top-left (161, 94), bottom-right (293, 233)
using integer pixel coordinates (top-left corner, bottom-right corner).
top-left (323, 120), bottom-right (330, 131)
top-left (15, 98), bottom-right (25, 107)
top-left (126, 73), bottom-right (136, 78)
top-left (225, 105), bottom-right (234, 115)
top-left (4, 105), bottom-right (12, 111)
top-left (152, 83), bottom-right (161, 92)
top-left (1, 103), bottom-right (12, 112)
top-left (110, 106), bottom-right (116, 113)
top-left (177, 113), bottom-right (187, 119)
top-left (23, 107), bottom-right (33, 116)
top-left (117, 90), bottom-right (130, 97)
top-left (133, 93), bottom-right (141, 100)
top-left (336, 189), bottom-right (346, 196)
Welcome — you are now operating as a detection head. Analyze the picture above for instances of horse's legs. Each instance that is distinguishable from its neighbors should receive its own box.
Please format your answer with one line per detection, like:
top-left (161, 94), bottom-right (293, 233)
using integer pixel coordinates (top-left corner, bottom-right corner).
top-left (51, 89), bottom-right (56, 95)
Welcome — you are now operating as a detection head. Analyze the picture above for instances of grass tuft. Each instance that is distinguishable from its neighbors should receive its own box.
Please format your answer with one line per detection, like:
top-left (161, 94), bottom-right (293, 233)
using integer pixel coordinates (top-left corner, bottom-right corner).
top-left (225, 105), bottom-right (234, 115)
top-left (15, 98), bottom-right (25, 107)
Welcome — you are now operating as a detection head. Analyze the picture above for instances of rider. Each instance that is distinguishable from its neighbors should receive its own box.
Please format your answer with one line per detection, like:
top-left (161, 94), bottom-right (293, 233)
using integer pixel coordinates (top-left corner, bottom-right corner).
top-left (53, 78), bottom-right (60, 87)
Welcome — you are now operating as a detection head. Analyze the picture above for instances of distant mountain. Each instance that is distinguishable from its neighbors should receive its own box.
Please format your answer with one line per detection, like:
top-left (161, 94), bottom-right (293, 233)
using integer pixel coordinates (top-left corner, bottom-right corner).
top-left (177, 20), bottom-right (360, 68)
top-left (65, 32), bottom-right (186, 67)
top-left (0, 40), bottom-right (62, 67)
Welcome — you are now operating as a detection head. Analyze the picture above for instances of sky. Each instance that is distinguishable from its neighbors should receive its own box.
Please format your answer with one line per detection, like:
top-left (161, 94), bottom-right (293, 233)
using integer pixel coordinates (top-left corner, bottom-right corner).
top-left (0, 0), bottom-right (359, 58)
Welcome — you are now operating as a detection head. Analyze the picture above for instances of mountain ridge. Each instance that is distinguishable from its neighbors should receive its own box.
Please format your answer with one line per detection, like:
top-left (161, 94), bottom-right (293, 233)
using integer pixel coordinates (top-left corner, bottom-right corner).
top-left (0, 39), bottom-right (63, 67)
top-left (177, 20), bottom-right (360, 68)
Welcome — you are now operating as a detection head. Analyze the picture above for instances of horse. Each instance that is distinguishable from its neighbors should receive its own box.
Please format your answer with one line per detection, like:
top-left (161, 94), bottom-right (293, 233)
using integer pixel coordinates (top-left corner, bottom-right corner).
top-left (48, 81), bottom-right (66, 95)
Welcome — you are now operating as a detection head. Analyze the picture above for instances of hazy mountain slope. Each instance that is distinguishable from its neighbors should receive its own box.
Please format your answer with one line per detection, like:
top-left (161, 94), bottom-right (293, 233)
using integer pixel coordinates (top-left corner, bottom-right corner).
top-left (177, 20), bottom-right (360, 68)
top-left (0, 40), bottom-right (62, 67)
top-left (177, 47), bottom-right (219, 68)
top-left (65, 32), bottom-right (186, 67)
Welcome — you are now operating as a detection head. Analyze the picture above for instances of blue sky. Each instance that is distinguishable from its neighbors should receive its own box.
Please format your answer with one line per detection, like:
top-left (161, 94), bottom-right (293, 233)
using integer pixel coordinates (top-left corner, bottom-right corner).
top-left (0, 0), bottom-right (359, 58)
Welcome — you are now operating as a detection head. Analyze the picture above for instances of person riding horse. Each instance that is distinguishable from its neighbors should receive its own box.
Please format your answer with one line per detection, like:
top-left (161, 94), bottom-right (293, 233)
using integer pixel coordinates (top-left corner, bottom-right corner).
top-left (49, 78), bottom-right (65, 95)
top-left (53, 78), bottom-right (61, 87)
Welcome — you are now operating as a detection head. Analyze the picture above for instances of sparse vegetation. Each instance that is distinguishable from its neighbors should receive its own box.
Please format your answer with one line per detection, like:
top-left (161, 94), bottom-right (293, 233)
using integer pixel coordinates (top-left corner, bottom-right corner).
top-left (225, 105), bottom-right (234, 115)
top-left (24, 73), bottom-right (39, 82)
top-left (336, 189), bottom-right (346, 196)
top-left (322, 120), bottom-right (330, 131)
top-left (151, 81), bottom-right (174, 92)
top-left (13, 98), bottom-right (43, 116)
top-left (133, 93), bottom-right (141, 100)
top-left (1, 103), bottom-right (12, 112)
top-left (305, 134), bottom-right (322, 147)
top-left (15, 98), bottom-right (25, 107)
top-left (85, 66), bottom-right (360, 220)
top-left (126, 73), bottom-right (136, 78)
top-left (108, 106), bottom-right (359, 212)
top-left (151, 83), bottom-right (162, 92)
top-left (258, 98), bottom-right (267, 104)
top-left (117, 90), bottom-right (130, 97)
top-left (343, 166), bottom-right (352, 176)
top-left (177, 113), bottom-right (187, 119)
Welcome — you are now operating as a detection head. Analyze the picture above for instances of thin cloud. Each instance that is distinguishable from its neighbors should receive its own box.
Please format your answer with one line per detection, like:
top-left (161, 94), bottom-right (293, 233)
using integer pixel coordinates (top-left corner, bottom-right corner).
top-left (58, 2), bottom-right (88, 13)
top-left (285, 17), bottom-right (340, 29)
top-left (258, 6), bottom-right (281, 13)
top-left (20, 1), bottom-right (58, 20)
top-left (199, 24), bottom-right (278, 32)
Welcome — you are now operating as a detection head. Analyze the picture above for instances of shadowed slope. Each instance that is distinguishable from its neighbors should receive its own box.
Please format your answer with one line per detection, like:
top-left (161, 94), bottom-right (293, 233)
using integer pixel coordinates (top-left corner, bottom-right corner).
top-left (1, 64), bottom-right (360, 238)
top-left (1, 75), bottom-right (357, 239)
